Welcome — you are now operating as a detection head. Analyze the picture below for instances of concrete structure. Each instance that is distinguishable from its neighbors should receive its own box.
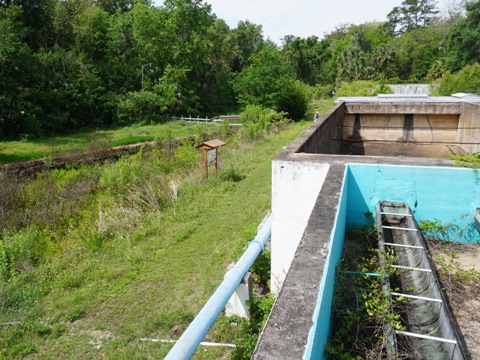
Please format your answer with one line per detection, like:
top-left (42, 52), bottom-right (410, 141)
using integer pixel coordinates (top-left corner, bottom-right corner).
top-left (254, 94), bottom-right (480, 359)
top-left (225, 265), bottom-right (252, 318)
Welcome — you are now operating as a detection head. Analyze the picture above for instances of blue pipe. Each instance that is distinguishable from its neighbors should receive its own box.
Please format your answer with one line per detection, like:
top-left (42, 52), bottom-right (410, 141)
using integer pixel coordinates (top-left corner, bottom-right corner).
top-left (164, 214), bottom-right (272, 360)
top-left (345, 271), bottom-right (388, 278)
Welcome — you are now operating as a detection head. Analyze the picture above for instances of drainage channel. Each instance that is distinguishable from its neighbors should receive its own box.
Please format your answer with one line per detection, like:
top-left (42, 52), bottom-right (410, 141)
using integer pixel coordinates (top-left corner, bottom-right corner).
top-left (376, 201), bottom-right (468, 360)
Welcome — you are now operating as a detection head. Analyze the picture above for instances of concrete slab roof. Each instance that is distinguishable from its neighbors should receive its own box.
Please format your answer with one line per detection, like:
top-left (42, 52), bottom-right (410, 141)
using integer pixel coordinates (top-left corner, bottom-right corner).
top-left (335, 94), bottom-right (480, 104)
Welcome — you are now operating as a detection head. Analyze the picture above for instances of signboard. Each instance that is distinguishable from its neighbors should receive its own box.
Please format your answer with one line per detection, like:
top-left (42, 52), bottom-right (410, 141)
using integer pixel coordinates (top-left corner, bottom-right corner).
top-left (207, 149), bottom-right (217, 166)
top-left (195, 139), bottom-right (226, 179)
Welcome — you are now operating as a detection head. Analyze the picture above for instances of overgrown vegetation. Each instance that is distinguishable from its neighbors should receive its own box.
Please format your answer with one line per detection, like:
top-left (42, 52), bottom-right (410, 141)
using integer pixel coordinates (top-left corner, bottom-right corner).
top-left (0, 112), bottom-right (308, 358)
top-left (0, 121), bottom-right (216, 164)
top-left (449, 151), bottom-right (480, 168)
top-left (420, 219), bottom-right (480, 298)
top-left (420, 220), bottom-right (480, 357)
top-left (336, 81), bottom-right (393, 97)
top-left (326, 228), bottom-right (406, 359)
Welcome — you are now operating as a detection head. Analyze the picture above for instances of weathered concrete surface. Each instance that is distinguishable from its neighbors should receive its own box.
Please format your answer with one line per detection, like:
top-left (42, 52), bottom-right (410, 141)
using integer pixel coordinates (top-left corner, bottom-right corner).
top-left (342, 113), bottom-right (459, 143)
top-left (271, 160), bottom-right (330, 292)
top-left (260, 96), bottom-right (480, 359)
top-left (297, 103), bottom-right (344, 155)
top-left (344, 101), bottom-right (461, 115)
top-left (458, 102), bottom-right (480, 153)
top-left (343, 142), bottom-right (465, 157)
top-left (253, 163), bottom-right (346, 360)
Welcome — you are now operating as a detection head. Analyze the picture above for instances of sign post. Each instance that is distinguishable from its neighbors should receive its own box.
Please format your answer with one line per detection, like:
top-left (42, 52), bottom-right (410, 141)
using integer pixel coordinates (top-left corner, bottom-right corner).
top-left (195, 139), bottom-right (226, 179)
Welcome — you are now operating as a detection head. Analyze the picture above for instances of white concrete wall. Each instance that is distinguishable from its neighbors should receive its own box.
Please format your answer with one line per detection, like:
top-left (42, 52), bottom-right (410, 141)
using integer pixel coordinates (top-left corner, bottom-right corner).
top-left (271, 160), bottom-right (330, 292)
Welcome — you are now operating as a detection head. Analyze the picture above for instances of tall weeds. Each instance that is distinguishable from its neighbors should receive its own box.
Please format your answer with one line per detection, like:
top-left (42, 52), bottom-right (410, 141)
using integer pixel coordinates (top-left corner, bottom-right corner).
top-left (0, 107), bottom-right (298, 359)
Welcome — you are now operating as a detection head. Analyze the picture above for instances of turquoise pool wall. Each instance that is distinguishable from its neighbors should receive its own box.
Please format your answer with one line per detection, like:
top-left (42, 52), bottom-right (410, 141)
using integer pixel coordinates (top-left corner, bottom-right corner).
top-left (306, 164), bottom-right (480, 360)
top-left (304, 169), bottom-right (348, 360)
top-left (347, 164), bottom-right (480, 243)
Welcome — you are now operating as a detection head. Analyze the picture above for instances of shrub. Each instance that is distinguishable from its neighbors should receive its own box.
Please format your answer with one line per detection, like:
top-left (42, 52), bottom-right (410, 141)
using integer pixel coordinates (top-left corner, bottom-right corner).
top-left (239, 105), bottom-right (291, 140)
top-left (115, 91), bottom-right (168, 126)
top-left (336, 80), bottom-right (392, 97)
top-left (432, 63), bottom-right (480, 96)
top-left (0, 226), bottom-right (48, 282)
top-left (276, 81), bottom-right (309, 121)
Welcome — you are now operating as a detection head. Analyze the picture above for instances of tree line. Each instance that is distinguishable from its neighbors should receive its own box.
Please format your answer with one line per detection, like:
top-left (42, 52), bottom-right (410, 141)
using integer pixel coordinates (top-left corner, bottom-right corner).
top-left (1, 0), bottom-right (480, 140)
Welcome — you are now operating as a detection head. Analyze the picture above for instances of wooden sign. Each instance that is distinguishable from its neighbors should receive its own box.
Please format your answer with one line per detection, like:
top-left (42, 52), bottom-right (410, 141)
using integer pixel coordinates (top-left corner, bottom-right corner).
top-left (195, 139), bottom-right (226, 178)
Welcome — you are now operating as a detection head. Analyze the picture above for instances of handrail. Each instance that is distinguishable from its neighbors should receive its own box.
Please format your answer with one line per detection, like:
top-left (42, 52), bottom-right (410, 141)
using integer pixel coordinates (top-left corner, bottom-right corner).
top-left (164, 214), bottom-right (272, 360)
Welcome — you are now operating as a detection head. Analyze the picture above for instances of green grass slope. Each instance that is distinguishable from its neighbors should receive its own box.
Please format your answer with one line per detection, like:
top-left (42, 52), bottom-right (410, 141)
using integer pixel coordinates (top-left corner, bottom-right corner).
top-left (0, 121), bottom-right (310, 359)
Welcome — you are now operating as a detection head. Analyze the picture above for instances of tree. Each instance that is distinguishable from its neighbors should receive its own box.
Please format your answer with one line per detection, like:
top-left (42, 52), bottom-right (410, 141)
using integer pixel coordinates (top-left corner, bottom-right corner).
top-left (96, 0), bottom-right (151, 14)
top-left (0, 5), bottom-right (38, 137)
top-left (231, 46), bottom-right (307, 119)
top-left (388, 0), bottom-right (439, 35)
top-left (447, 0), bottom-right (480, 71)
top-left (231, 20), bottom-right (265, 71)
top-left (8, 0), bottom-right (57, 51)
top-left (231, 46), bottom-right (294, 109)
top-left (196, 19), bottom-right (238, 113)
top-left (333, 23), bottom-right (391, 83)
top-left (276, 81), bottom-right (309, 121)
top-left (281, 36), bottom-right (325, 85)
top-left (392, 26), bottom-right (444, 80)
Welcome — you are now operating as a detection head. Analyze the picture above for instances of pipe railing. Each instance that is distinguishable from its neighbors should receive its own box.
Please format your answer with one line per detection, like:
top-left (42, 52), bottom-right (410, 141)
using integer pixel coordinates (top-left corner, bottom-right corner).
top-left (164, 214), bottom-right (272, 360)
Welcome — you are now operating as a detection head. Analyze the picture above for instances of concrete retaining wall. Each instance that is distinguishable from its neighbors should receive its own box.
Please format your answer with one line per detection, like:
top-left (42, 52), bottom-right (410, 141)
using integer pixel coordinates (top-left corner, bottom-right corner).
top-left (297, 103), bottom-right (344, 154)
top-left (344, 102), bottom-right (461, 115)
top-left (346, 164), bottom-right (480, 243)
top-left (343, 113), bottom-right (459, 143)
top-left (458, 102), bottom-right (480, 153)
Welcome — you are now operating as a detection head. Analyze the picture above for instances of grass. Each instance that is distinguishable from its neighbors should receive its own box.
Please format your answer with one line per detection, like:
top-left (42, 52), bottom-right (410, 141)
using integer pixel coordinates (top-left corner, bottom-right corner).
top-left (0, 121), bottom-right (216, 164)
top-left (0, 119), bottom-right (311, 359)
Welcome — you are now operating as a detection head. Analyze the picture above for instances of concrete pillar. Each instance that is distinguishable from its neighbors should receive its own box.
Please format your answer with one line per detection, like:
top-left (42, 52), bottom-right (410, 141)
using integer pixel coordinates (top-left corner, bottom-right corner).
top-left (225, 263), bottom-right (253, 318)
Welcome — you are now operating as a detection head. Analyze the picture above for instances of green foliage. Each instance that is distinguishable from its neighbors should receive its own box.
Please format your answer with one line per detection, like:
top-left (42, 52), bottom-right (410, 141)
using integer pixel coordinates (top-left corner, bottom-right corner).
top-left (0, 120), bottom-right (312, 358)
top-left (115, 91), bottom-right (168, 126)
top-left (65, 307), bottom-right (85, 322)
top-left (387, 0), bottom-right (439, 35)
top-left (418, 219), bottom-right (453, 240)
top-left (326, 229), bottom-right (405, 359)
top-left (419, 215), bottom-right (480, 244)
top-left (250, 250), bottom-right (271, 288)
top-left (231, 46), bottom-right (296, 110)
top-left (276, 81), bottom-right (309, 121)
top-left (282, 35), bottom-right (327, 85)
top-left (433, 63), bottom-right (480, 96)
top-left (449, 151), bottom-right (480, 169)
top-left (220, 166), bottom-right (245, 182)
top-left (336, 81), bottom-right (392, 97)
top-left (0, 0), bottom-right (477, 139)
top-left (239, 105), bottom-right (291, 140)
top-left (0, 226), bottom-right (48, 282)
top-left (233, 289), bottom-right (275, 359)
top-left (446, 1), bottom-right (480, 72)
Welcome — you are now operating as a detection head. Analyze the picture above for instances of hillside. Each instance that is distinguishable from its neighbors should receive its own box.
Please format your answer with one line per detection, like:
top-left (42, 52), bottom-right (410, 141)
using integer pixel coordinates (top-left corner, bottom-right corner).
top-left (0, 121), bottom-right (310, 359)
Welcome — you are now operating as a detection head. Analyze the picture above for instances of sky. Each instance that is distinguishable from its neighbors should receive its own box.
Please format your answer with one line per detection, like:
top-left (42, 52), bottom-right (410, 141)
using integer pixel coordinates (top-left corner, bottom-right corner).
top-left (154, 0), bottom-right (454, 45)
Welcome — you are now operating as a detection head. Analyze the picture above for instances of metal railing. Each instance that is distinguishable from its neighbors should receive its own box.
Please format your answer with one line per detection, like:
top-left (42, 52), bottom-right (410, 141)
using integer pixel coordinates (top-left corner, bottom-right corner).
top-left (164, 214), bottom-right (272, 360)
